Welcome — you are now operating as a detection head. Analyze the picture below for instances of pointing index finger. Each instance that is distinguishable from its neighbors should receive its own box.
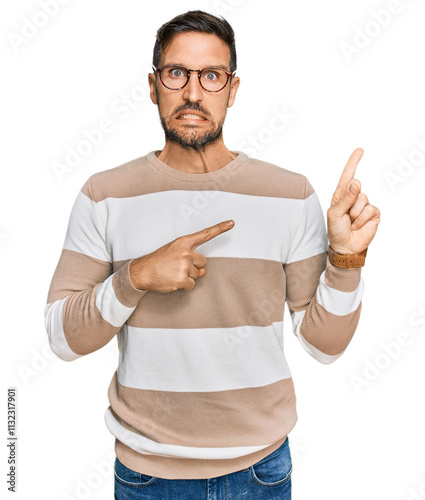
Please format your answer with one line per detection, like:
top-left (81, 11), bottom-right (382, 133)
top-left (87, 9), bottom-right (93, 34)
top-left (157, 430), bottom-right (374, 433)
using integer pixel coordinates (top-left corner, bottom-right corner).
top-left (186, 220), bottom-right (235, 250)
top-left (337, 148), bottom-right (364, 191)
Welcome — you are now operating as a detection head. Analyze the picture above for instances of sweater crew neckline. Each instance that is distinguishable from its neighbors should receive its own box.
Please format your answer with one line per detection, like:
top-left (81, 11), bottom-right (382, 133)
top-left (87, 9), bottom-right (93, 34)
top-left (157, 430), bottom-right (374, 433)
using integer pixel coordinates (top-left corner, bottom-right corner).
top-left (146, 150), bottom-right (247, 182)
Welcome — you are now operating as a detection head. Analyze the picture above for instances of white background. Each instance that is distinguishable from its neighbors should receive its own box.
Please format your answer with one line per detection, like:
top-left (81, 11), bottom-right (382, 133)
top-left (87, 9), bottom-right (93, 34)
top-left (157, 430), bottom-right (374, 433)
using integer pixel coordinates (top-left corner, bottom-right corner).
top-left (1, 0), bottom-right (425, 499)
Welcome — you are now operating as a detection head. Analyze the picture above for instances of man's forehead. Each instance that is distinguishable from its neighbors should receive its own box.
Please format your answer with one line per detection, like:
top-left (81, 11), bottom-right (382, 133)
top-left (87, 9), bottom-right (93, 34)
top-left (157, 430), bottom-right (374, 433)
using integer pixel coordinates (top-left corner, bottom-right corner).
top-left (161, 32), bottom-right (231, 69)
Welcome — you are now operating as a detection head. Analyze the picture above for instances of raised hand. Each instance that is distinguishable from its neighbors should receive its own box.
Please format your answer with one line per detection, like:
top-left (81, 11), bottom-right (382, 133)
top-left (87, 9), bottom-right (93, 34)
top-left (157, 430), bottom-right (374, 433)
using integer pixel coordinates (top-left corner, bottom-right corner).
top-left (327, 148), bottom-right (380, 254)
top-left (129, 220), bottom-right (235, 293)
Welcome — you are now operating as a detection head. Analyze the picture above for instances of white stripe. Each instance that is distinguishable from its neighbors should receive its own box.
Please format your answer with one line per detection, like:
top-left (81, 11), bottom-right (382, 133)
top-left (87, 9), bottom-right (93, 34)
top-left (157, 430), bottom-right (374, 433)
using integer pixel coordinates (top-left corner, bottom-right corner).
top-left (291, 309), bottom-right (306, 339)
top-left (44, 298), bottom-right (82, 362)
top-left (290, 310), bottom-right (344, 364)
top-left (117, 322), bottom-right (291, 392)
top-left (95, 275), bottom-right (136, 327)
top-left (96, 190), bottom-right (309, 263)
top-left (286, 192), bottom-right (328, 264)
top-left (64, 191), bottom-right (111, 262)
top-left (104, 408), bottom-right (273, 460)
top-left (316, 272), bottom-right (364, 316)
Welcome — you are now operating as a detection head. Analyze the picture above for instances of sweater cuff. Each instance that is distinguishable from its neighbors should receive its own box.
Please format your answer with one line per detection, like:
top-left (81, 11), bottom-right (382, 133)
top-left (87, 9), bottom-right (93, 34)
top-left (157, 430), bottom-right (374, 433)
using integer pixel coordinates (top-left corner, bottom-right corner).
top-left (112, 260), bottom-right (148, 308)
top-left (324, 255), bottom-right (362, 292)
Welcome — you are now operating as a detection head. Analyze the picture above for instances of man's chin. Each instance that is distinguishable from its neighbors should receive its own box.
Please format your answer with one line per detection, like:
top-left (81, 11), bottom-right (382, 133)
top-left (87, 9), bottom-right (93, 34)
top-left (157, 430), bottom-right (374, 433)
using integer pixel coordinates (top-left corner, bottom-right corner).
top-left (167, 138), bottom-right (216, 152)
top-left (163, 127), bottom-right (223, 151)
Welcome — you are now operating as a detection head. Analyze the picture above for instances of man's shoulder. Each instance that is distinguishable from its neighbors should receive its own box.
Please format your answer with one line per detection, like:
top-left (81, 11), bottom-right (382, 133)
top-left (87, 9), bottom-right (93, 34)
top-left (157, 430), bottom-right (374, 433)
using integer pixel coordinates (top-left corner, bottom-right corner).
top-left (80, 153), bottom-right (151, 203)
top-left (242, 154), bottom-right (314, 200)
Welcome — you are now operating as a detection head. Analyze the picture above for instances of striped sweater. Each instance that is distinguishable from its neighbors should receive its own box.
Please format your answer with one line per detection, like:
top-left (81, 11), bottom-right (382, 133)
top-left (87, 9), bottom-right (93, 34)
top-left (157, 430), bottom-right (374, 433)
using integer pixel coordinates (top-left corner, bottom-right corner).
top-left (44, 150), bottom-right (364, 480)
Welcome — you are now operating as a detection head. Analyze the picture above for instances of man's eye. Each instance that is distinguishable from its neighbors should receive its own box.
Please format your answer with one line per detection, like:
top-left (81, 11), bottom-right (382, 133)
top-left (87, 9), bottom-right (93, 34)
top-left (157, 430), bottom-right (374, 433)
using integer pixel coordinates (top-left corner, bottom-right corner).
top-left (204, 71), bottom-right (218, 81)
top-left (170, 69), bottom-right (184, 78)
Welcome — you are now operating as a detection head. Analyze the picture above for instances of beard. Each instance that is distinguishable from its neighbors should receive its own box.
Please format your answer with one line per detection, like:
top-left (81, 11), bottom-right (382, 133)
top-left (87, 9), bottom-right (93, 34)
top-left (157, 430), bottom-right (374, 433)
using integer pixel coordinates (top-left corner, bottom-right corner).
top-left (157, 96), bottom-right (225, 152)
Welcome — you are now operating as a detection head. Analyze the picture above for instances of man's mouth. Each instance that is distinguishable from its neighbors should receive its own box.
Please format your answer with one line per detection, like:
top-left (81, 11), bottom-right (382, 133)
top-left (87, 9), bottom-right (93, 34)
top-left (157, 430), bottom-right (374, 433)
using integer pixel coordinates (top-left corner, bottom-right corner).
top-left (177, 114), bottom-right (206, 120)
top-left (175, 111), bottom-right (208, 121)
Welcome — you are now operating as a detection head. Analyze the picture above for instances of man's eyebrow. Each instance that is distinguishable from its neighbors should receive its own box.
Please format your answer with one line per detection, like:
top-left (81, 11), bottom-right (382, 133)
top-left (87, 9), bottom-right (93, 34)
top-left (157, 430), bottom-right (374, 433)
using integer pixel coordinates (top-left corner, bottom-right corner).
top-left (163, 62), bottom-right (230, 71)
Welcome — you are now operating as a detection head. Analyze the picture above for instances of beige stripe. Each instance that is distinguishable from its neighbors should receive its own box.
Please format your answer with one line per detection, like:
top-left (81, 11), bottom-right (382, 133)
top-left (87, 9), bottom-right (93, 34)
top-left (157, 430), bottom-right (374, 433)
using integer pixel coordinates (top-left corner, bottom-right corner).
top-left (107, 371), bottom-right (296, 446)
top-left (112, 261), bottom-right (148, 307)
top-left (284, 252), bottom-right (327, 312)
top-left (47, 249), bottom-right (112, 303)
top-left (324, 256), bottom-right (362, 292)
top-left (86, 154), bottom-right (311, 202)
top-left (47, 249), bottom-right (123, 355)
top-left (80, 178), bottom-right (93, 200)
top-left (115, 433), bottom-right (289, 480)
top-left (300, 298), bottom-right (362, 355)
top-left (304, 177), bottom-right (315, 197)
top-left (112, 257), bottom-right (286, 329)
top-left (47, 250), bottom-right (146, 355)
top-left (62, 283), bottom-right (118, 355)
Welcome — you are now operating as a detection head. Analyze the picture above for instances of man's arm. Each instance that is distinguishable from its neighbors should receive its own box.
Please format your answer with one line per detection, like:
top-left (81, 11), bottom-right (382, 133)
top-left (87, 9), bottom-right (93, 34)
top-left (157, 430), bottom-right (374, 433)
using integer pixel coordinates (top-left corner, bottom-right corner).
top-left (44, 176), bottom-right (236, 361)
top-left (44, 177), bottom-right (147, 361)
top-left (284, 176), bottom-right (364, 364)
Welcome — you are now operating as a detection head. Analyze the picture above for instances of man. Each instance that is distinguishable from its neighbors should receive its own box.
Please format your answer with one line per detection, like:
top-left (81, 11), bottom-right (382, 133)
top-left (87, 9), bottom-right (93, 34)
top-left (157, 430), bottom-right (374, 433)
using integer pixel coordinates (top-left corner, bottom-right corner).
top-left (45, 10), bottom-right (380, 499)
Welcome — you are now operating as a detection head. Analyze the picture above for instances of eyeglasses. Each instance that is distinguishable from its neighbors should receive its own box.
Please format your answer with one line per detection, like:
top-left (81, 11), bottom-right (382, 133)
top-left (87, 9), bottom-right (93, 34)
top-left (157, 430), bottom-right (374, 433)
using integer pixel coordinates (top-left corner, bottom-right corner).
top-left (152, 64), bottom-right (236, 93)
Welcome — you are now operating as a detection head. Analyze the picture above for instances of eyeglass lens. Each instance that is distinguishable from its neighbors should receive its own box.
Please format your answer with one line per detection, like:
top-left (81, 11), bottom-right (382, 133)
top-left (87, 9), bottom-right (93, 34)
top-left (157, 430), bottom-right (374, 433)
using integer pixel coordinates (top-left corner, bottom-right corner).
top-left (160, 66), bottom-right (229, 91)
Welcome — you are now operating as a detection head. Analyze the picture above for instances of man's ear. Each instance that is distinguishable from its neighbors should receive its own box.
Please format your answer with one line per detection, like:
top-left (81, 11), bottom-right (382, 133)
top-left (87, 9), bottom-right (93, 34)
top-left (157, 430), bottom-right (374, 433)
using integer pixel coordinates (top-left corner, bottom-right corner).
top-left (227, 76), bottom-right (240, 108)
top-left (148, 73), bottom-right (158, 105)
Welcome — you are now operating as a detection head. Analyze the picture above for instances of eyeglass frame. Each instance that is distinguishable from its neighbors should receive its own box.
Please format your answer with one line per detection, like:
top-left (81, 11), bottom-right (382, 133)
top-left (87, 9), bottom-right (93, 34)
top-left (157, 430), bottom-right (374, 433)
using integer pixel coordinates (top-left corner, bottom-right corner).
top-left (152, 64), bottom-right (236, 93)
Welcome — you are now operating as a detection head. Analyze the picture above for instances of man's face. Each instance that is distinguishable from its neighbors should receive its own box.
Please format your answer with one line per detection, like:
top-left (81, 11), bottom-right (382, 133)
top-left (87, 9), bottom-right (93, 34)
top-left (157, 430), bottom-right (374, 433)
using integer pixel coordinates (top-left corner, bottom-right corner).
top-left (149, 32), bottom-right (240, 152)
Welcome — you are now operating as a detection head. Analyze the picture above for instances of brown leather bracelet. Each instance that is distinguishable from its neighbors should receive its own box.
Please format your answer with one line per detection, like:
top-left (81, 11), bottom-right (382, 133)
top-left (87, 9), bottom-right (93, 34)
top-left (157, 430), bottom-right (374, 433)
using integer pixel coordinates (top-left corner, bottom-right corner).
top-left (328, 245), bottom-right (368, 268)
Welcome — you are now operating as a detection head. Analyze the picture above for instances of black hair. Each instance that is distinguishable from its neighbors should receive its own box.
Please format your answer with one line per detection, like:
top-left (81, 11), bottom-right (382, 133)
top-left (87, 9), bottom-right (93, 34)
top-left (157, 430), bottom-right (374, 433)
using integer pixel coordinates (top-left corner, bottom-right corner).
top-left (152, 10), bottom-right (237, 72)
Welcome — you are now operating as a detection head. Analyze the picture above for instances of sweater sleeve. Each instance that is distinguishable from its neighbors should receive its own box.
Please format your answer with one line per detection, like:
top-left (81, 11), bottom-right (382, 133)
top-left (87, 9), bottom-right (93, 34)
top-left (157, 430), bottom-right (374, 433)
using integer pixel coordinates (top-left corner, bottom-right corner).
top-left (283, 176), bottom-right (364, 364)
top-left (44, 177), bottom-right (147, 361)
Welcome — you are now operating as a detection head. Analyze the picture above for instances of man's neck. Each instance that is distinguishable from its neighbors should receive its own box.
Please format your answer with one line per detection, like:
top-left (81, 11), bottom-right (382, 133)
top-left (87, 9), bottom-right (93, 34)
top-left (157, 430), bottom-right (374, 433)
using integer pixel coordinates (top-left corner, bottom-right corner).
top-left (156, 140), bottom-right (237, 174)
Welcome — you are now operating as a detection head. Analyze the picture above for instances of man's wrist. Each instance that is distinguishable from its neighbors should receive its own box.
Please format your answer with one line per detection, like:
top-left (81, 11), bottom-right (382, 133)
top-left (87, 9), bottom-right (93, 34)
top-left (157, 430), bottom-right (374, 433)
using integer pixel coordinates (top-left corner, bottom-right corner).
top-left (129, 258), bottom-right (150, 291)
top-left (328, 245), bottom-right (355, 255)
top-left (328, 245), bottom-right (367, 268)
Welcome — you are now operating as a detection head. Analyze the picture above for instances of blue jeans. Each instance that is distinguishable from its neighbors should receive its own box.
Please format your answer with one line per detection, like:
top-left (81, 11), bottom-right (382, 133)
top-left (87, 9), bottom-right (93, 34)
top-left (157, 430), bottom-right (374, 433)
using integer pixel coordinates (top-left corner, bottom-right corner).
top-left (114, 436), bottom-right (292, 499)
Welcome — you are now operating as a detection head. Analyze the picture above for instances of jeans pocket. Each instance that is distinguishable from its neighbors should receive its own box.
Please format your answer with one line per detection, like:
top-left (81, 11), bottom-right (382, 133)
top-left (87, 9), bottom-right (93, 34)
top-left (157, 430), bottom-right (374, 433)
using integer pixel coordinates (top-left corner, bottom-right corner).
top-left (249, 437), bottom-right (293, 487)
top-left (114, 457), bottom-right (157, 488)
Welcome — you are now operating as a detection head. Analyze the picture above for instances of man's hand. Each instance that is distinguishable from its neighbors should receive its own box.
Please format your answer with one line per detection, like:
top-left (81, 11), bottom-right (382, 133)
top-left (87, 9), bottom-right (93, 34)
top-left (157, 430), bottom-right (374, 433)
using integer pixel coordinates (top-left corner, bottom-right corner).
top-left (129, 220), bottom-right (235, 293)
top-left (327, 148), bottom-right (380, 254)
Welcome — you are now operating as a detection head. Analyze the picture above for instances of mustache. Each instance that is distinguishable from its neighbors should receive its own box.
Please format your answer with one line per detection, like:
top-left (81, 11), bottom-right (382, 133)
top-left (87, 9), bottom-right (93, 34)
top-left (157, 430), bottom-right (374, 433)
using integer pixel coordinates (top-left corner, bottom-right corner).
top-left (173, 103), bottom-right (210, 118)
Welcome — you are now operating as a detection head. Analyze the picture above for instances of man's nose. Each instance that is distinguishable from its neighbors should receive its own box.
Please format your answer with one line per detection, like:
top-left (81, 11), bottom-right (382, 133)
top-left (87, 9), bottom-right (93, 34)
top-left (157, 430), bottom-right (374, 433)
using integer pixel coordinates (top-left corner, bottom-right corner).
top-left (182, 71), bottom-right (203, 102)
